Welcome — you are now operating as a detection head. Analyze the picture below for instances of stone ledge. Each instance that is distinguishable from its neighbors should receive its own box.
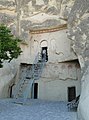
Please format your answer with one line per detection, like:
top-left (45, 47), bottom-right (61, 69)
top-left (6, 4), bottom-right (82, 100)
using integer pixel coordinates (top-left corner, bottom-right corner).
top-left (30, 24), bottom-right (67, 34)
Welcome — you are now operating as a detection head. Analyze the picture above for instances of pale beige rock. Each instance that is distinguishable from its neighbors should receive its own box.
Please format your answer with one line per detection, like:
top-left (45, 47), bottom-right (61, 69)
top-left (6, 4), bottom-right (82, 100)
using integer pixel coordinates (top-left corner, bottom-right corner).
top-left (68, 0), bottom-right (89, 119)
top-left (0, 0), bottom-right (81, 102)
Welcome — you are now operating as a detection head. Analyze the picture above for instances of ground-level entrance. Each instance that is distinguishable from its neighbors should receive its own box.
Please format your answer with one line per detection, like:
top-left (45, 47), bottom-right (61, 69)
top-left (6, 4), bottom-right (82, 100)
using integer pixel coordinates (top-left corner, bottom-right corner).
top-left (33, 83), bottom-right (38, 99)
top-left (68, 86), bottom-right (76, 102)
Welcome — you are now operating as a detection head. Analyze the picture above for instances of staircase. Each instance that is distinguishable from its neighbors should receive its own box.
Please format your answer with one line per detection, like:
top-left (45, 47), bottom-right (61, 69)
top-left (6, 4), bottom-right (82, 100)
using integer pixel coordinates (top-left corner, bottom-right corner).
top-left (13, 52), bottom-right (46, 99)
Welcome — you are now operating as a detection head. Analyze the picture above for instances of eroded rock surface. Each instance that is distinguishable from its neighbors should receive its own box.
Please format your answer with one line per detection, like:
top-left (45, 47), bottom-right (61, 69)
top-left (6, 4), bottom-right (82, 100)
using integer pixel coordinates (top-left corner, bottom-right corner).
top-left (0, 0), bottom-right (77, 98)
top-left (0, 0), bottom-right (75, 41)
top-left (17, 0), bottom-right (75, 41)
top-left (68, 0), bottom-right (89, 71)
top-left (68, 0), bottom-right (89, 120)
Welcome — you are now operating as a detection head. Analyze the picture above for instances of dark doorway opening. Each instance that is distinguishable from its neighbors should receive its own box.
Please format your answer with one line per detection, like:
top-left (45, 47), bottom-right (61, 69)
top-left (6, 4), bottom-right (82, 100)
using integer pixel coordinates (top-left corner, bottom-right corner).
top-left (68, 86), bottom-right (76, 102)
top-left (41, 47), bottom-right (48, 61)
top-left (9, 84), bottom-right (15, 98)
top-left (34, 83), bottom-right (38, 99)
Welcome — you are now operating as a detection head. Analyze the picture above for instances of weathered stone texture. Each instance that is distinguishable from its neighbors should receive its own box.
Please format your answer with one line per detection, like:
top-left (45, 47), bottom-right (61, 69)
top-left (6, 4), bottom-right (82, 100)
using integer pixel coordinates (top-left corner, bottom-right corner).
top-left (0, 0), bottom-right (15, 10)
top-left (68, 0), bottom-right (89, 120)
top-left (68, 0), bottom-right (89, 71)
top-left (0, 0), bottom-right (17, 35)
top-left (0, 0), bottom-right (76, 41)
top-left (18, 0), bottom-right (75, 40)
top-left (0, 13), bottom-right (16, 25)
top-left (0, 1), bottom-right (15, 7)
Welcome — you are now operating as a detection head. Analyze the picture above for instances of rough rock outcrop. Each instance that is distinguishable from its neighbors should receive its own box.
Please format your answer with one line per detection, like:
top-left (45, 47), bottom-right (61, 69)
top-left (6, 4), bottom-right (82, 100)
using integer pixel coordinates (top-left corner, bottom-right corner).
top-left (0, 0), bottom-right (17, 98)
top-left (0, 60), bottom-right (18, 98)
top-left (68, 0), bottom-right (89, 119)
top-left (0, 0), bottom-right (76, 98)
top-left (0, 0), bottom-right (76, 41)
top-left (0, 0), bottom-right (75, 41)
top-left (17, 0), bottom-right (75, 41)
top-left (68, 0), bottom-right (89, 71)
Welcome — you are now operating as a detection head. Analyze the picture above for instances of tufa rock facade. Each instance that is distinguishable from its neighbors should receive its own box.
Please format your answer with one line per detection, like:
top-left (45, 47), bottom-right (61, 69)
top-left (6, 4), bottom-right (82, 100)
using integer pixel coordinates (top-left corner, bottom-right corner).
top-left (68, 0), bottom-right (89, 120)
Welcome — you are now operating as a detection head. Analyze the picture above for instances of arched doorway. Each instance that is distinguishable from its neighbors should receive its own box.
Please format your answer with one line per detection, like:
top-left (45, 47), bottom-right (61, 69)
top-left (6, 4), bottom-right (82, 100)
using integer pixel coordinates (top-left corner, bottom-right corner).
top-left (40, 40), bottom-right (48, 61)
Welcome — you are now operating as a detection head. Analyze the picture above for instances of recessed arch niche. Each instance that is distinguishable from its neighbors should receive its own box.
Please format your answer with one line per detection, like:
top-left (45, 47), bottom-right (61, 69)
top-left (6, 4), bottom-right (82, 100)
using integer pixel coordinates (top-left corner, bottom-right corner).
top-left (51, 39), bottom-right (56, 51)
top-left (40, 40), bottom-right (48, 48)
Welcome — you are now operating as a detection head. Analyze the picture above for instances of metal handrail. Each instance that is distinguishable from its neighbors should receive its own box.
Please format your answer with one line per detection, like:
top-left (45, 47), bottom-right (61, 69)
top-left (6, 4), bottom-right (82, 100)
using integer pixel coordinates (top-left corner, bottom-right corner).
top-left (23, 53), bottom-right (46, 99)
top-left (13, 52), bottom-right (46, 99)
top-left (13, 52), bottom-right (40, 98)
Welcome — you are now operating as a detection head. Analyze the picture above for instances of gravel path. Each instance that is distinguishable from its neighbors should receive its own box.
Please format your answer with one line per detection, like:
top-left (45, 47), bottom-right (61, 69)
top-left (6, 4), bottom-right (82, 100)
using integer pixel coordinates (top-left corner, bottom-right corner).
top-left (0, 99), bottom-right (77, 120)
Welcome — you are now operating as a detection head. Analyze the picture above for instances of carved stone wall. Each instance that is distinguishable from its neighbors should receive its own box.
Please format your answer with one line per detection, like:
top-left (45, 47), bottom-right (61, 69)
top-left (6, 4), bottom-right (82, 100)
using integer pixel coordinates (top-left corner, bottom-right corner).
top-left (0, 0), bottom-right (81, 100)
